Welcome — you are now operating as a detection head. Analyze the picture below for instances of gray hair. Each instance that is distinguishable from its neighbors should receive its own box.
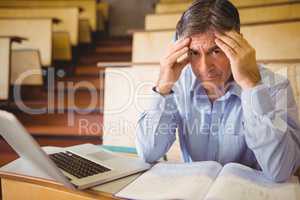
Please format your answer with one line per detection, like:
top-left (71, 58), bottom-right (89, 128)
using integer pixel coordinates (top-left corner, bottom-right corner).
top-left (176, 0), bottom-right (240, 39)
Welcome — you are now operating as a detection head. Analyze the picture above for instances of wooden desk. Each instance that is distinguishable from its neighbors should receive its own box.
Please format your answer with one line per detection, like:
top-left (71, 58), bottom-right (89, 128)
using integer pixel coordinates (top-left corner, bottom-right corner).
top-left (0, 171), bottom-right (118, 200)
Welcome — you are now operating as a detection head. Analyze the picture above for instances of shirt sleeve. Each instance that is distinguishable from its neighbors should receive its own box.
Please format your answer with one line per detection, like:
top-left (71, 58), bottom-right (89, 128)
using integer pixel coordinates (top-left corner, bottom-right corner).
top-left (241, 81), bottom-right (300, 182)
top-left (135, 88), bottom-right (180, 163)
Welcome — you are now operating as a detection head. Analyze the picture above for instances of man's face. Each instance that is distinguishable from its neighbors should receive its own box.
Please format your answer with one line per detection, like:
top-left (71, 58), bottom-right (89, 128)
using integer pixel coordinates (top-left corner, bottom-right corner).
top-left (189, 31), bottom-right (232, 89)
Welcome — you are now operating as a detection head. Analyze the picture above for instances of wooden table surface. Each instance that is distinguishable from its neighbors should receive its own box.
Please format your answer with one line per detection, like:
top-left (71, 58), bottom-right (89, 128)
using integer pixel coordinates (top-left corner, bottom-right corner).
top-left (0, 171), bottom-right (119, 200)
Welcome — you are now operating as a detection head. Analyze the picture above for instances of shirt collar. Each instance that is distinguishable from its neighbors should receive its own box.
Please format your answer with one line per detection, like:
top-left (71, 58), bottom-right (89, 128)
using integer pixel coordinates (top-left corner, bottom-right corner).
top-left (189, 74), bottom-right (242, 101)
top-left (222, 81), bottom-right (242, 100)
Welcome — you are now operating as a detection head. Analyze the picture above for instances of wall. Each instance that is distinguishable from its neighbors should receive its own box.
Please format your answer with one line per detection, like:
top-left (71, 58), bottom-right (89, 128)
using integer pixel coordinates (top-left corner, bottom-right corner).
top-left (105, 0), bottom-right (157, 36)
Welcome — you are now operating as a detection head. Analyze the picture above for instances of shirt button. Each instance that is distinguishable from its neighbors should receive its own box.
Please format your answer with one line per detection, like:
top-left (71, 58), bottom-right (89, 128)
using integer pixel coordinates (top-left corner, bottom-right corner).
top-left (210, 124), bottom-right (219, 133)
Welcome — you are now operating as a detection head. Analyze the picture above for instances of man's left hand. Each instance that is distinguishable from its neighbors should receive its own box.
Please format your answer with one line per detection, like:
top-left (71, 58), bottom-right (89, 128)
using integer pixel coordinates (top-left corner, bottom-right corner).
top-left (215, 31), bottom-right (261, 90)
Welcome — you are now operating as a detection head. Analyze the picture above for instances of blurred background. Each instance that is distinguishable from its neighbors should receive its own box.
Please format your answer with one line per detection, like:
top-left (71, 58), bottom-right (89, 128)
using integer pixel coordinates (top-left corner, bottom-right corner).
top-left (0, 0), bottom-right (299, 166)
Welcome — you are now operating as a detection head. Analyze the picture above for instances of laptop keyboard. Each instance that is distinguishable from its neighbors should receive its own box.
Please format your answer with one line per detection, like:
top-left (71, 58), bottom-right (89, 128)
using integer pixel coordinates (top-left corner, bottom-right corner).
top-left (49, 151), bottom-right (111, 179)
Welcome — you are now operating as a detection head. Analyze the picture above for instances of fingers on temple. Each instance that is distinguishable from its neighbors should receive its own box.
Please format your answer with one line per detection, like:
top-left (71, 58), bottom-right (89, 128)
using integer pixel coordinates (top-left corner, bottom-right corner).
top-left (168, 46), bottom-right (190, 65)
top-left (215, 32), bottom-right (242, 51)
top-left (167, 37), bottom-right (191, 57)
top-left (215, 38), bottom-right (236, 59)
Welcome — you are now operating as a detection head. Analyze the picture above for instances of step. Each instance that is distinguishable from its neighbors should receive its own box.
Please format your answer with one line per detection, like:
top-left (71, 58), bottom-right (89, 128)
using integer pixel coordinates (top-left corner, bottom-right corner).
top-left (79, 49), bottom-right (132, 56)
top-left (9, 79), bottom-right (104, 104)
top-left (56, 76), bottom-right (104, 91)
top-left (75, 66), bottom-right (105, 76)
top-left (0, 135), bottom-right (102, 167)
top-left (9, 85), bottom-right (46, 101)
top-left (9, 89), bottom-right (104, 111)
top-left (11, 74), bottom-right (105, 92)
top-left (95, 45), bottom-right (132, 54)
top-left (79, 54), bottom-right (132, 64)
top-left (9, 110), bottom-right (103, 136)
top-left (96, 36), bottom-right (132, 46)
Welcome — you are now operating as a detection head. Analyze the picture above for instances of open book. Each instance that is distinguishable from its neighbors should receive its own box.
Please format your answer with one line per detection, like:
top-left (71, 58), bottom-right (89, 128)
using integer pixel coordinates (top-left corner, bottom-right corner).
top-left (115, 161), bottom-right (300, 200)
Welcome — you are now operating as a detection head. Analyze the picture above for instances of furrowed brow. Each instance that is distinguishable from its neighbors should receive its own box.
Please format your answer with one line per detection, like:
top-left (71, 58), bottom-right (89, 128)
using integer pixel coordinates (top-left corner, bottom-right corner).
top-left (207, 45), bottom-right (220, 54)
top-left (189, 48), bottom-right (198, 54)
top-left (189, 45), bottom-right (220, 55)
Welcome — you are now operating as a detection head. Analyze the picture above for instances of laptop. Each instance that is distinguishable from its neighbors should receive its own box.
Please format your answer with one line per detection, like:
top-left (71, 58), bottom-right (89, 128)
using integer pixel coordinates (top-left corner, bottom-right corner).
top-left (0, 110), bottom-right (151, 190)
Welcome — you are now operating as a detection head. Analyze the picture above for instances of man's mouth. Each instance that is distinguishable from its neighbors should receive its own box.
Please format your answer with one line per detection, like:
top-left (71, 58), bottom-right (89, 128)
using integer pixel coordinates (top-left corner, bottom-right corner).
top-left (205, 72), bottom-right (221, 79)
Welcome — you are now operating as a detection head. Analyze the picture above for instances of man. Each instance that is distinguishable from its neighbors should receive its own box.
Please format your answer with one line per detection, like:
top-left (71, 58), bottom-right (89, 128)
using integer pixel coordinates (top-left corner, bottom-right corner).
top-left (135, 0), bottom-right (300, 182)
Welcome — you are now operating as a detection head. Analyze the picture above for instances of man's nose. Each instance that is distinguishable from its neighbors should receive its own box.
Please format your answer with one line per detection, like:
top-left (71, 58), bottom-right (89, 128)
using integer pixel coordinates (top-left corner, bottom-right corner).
top-left (200, 54), bottom-right (213, 72)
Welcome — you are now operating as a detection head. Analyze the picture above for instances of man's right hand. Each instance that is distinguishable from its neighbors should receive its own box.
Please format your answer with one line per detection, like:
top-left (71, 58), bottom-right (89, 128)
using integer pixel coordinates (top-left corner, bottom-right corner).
top-left (156, 37), bottom-right (191, 95)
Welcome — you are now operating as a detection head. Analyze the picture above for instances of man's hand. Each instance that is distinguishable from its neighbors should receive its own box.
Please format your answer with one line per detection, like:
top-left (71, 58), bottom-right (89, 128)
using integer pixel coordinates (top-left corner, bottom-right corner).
top-left (215, 31), bottom-right (261, 90)
top-left (156, 37), bottom-right (191, 95)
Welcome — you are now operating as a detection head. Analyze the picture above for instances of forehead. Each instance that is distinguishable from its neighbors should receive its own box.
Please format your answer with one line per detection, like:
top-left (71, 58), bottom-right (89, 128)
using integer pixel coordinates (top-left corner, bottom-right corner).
top-left (189, 31), bottom-right (216, 51)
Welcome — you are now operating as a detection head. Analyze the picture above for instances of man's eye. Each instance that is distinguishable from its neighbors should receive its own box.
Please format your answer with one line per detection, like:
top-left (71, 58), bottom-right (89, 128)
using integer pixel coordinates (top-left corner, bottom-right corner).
top-left (189, 50), bottom-right (198, 56)
top-left (212, 49), bottom-right (222, 55)
top-left (212, 49), bottom-right (221, 55)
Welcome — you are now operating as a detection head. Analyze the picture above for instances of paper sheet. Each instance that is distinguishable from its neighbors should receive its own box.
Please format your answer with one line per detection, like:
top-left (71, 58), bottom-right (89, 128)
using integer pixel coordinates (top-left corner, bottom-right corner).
top-left (205, 163), bottom-right (300, 200)
top-left (115, 161), bottom-right (222, 200)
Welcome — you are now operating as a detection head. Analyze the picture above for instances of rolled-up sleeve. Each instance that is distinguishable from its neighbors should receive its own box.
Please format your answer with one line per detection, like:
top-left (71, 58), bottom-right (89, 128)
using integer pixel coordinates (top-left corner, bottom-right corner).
top-left (241, 82), bottom-right (300, 182)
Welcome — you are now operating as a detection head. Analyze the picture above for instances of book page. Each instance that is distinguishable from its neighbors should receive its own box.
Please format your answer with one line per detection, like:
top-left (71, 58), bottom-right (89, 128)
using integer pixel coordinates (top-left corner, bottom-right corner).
top-left (205, 163), bottom-right (300, 200)
top-left (115, 161), bottom-right (222, 200)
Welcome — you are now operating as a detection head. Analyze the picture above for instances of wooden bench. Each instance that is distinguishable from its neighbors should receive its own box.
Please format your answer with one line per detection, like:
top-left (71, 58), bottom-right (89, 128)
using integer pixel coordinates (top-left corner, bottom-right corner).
top-left (79, 19), bottom-right (92, 43)
top-left (0, 0), bottom-right (97, 31)
top-left (155, 0), bottom-right (293, 14)
top-left (11, 49), bottom-right (43, 85)
top-left (97, 2), bottom-right (109, 31)
top-left (0, 0), bottom-right (97, 43)
top-left (0, 37), bottom-right (12, 100)
top-left (146, 2), bottom-right (300, 30)
top-left (0, 36), bottom-right (41, 101)
top-left (159, 0), bottom-right (192, 3)
top-left (133, 21), bottom-right (300, 63)
top-left (0, 18), bottom-right (53, 67)
top-left (0, 7), bottom-right (80, 61)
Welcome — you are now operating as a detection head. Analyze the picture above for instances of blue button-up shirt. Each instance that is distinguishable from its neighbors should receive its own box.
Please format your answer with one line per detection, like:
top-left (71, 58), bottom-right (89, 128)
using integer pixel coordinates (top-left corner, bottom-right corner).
top-left (135, 65), bottom-right (300, 182)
